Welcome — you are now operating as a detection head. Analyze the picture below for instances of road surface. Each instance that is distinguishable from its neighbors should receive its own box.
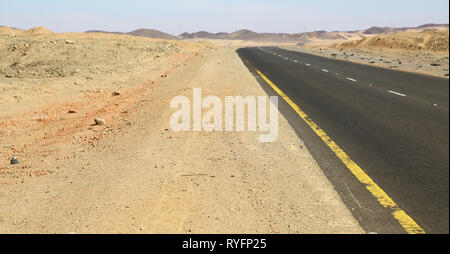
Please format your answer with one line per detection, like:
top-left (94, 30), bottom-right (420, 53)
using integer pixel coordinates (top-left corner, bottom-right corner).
top-left (237, 47), bottom-right (449, 234)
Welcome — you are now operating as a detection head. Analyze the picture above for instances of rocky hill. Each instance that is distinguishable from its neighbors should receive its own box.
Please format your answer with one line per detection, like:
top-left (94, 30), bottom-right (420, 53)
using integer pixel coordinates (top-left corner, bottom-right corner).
top-left (86, 29), bottom-right (180, 40)
top-left (180, 24), bottom-right (448, 43)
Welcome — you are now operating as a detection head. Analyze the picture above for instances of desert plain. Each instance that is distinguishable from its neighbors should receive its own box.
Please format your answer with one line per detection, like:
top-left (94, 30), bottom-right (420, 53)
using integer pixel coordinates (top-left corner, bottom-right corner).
top-left (0, 24), bottom-right (447, 233)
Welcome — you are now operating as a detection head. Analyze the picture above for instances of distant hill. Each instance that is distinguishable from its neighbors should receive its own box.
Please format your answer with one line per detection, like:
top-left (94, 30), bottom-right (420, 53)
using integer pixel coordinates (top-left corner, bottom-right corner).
top-left (417, 23), bottom-right (449, 28)
top-left (179, 23), bottom-right (448, 43)
top-left (179, 30), bottom-right (263, 40)
top-left (180, 31), bottom-right (231, 40)
top-left (363, 26), bottom-right (394, 35)
top-left (362, 26), bottom-right (416, 34)
top-left (85, 29), bottom-right (179, 40)
top-left (180, 29), bottom-right (357, 43)
top-left (83, 23), bottom-right (448, 43)
top-left (24, 26), bottom-right (54, 36)
top-left (0, 26), bottom-right (53, 36)
top-left (127, 29), bottom-right (180, 40)
top-left (86, 30), bottom-right (123, 35)
top-left (0, 25), bottom-right (22, 30)
top-left (363, 24), bottom-right (449, 34)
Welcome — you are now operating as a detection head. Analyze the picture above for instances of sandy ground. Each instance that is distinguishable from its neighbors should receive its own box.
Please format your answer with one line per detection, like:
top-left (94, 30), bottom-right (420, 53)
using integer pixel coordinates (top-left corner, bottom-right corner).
top-left (0, 28), bottom-right (213, 119)
top-left (283, 30), bottom-right (449, 78)
top-left (0, 30), bottom-right (363, 233)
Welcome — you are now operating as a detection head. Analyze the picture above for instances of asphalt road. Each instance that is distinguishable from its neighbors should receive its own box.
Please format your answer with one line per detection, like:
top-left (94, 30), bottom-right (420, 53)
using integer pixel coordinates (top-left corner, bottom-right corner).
top-left (237, 47), bottom-right (449, 234)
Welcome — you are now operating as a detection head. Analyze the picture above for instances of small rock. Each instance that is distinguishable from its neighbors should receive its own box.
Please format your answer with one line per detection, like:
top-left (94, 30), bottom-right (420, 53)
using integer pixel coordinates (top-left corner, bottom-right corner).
top-left (65, 40), bottom-right (75, 44)
top-left (94, 118), bottom-right (105, 126)
top-left (431, 63), bottom-right (441, 67)
top-left (112, 91), bottom-right (121, 96)
top-left (10, 157), bottom-right (19, 165)
top-left (68, 110), bottom-right (77, 114)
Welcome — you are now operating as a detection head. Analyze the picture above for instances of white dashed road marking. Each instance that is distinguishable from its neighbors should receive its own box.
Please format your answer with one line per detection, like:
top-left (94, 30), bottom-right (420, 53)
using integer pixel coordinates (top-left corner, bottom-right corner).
top-left (387, 90), bottom-right (407, 97)
top-left (261, 50), bottom-right (425, 104)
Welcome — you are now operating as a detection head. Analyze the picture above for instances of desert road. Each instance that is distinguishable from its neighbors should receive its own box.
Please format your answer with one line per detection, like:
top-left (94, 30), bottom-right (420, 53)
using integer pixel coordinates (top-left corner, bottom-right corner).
top-left (237, 47), bottom-right (449, 234)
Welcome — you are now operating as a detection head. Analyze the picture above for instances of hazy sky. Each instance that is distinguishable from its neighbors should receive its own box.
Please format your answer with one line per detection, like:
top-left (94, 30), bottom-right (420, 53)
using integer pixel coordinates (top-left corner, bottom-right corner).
top-left (0, 0), bottom-right (448, 35)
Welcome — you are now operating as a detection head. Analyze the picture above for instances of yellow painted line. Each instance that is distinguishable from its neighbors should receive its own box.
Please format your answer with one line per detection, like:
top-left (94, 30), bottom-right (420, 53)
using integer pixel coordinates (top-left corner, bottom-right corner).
top-left (255, 68), bottom-right (425, 234)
